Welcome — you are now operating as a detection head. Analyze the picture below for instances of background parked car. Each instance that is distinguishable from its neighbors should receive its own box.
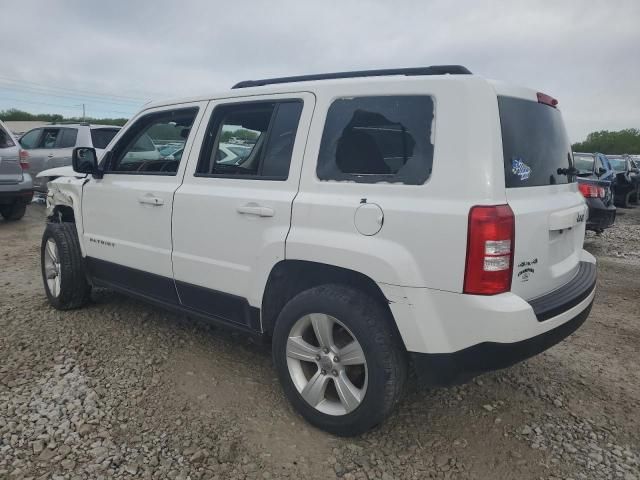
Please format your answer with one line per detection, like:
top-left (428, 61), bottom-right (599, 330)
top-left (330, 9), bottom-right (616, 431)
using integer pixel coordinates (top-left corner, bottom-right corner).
top-left (627, 155), bottom-right (640, 203)
top-left (0, 119), bottom-right (33, 220)
top-left (18, 123), bottom-right (120, 194)
top-left (574, 152), bottom-right (616, 232)
top-left (607, 154), bottom-right (639, 207)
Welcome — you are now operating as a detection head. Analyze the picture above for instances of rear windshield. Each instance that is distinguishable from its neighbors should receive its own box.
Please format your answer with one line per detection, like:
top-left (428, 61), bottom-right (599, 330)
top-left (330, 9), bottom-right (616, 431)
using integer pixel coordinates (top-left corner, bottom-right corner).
top-left (91, 128), bottom-right (119, 149)
top-left (498, 96), bottom-right (573, 188)
top-left (608, 157), bottom-right (626, 172)
top-left (573, 154), bottom-right (594, 174)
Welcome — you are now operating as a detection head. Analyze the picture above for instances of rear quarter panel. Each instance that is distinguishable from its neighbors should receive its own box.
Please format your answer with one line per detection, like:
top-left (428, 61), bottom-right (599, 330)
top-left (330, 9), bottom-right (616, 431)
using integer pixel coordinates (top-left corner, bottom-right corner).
top-left (287, 77), bottom-right (506, 291)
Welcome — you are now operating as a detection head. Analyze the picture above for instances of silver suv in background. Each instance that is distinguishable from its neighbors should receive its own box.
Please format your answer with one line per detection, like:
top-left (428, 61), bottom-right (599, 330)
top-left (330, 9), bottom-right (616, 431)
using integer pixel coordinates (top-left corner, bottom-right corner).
top-left (19, 123), bottom-right (120, 193)
top-left (0, 119), bottom-right (33, 220)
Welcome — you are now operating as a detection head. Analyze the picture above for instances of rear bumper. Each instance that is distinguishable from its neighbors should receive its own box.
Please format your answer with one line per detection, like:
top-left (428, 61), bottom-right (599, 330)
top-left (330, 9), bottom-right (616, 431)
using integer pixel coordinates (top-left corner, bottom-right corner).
top-left (379, 252), bottom-right (596, 386)
top-left (585, 197), bottom-right (616, 231)
top-left (410, 301), bottom-right (592, 385)
top-left (0, 174), bottom-right (33, 205)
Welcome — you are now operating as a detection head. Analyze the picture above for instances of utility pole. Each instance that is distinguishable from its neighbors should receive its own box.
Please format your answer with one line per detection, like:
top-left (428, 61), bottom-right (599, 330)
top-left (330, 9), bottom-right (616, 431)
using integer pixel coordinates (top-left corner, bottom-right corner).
top-left (82, 104), bottom-right (86, 122)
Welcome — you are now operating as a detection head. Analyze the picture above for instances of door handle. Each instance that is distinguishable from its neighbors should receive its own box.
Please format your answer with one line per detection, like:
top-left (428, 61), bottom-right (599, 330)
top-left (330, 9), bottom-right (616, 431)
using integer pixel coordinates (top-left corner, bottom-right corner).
top-left (138, 193), bottom-right (164, 206)
top-left (236, 203), bottom-right (274, 217)
top-left (47, 154), bottom-right (55, 158)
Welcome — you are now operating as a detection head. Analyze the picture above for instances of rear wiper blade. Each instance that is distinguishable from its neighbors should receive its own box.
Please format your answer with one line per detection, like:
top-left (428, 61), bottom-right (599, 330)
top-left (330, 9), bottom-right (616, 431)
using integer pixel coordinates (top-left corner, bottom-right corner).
top-left (557, 167), bottom-right (580, 176)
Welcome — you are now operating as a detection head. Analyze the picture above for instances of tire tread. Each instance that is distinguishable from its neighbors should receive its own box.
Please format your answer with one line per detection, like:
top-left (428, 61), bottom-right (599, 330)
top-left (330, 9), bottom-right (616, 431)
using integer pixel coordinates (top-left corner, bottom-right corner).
top-left (41, 222), bottom-right (91, 310)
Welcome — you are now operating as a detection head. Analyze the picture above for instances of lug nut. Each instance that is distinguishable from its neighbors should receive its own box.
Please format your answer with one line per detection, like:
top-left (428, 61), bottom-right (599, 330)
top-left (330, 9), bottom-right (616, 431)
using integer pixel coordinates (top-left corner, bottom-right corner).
top-left (315, 354), bottom-right (321, 361)
top-left (331, 370), bottom-right (338, 376)
top-left (333, 356), bottom-right (339, 362)
top-left (323, 347), bottom-right (330, 354)
top-left (321, 369), bottom-right (327, 375)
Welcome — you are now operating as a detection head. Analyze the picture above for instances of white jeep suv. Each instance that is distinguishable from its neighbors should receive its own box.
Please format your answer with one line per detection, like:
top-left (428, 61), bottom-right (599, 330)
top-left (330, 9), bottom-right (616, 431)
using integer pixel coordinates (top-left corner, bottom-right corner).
top-left (40, 65), bottom-right (596, 436)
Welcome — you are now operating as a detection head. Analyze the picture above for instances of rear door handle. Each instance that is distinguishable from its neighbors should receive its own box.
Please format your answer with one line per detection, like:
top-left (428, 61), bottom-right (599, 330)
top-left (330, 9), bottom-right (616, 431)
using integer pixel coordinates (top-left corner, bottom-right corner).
top-left (138, 193), bottom-right (164, 206)
top-left (47, 154), bottom-right (55, 158)
top-left (236, 203), bottom-right (274, 217)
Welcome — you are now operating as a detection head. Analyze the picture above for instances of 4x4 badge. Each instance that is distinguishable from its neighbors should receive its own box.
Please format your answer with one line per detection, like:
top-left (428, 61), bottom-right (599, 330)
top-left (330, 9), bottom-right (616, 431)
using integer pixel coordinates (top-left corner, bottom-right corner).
top-left (511, 158), bottom-right (531, 181)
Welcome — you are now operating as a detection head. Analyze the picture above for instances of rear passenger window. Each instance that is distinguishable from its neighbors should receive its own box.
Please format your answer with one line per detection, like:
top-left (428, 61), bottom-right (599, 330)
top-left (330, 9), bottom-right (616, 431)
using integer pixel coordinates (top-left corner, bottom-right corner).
top-left (317, 96), bottom-right (435, 185)
top-left (39, 129), bottom-right (60, 149)
top-left (57, 128), bottom-right (78, 148)
top-left (196, 100), bottom-right (302, 180)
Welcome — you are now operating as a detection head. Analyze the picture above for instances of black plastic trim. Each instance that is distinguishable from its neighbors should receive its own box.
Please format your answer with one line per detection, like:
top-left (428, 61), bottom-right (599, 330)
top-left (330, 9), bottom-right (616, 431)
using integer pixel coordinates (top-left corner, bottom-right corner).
top-left (175, 280), bottom-right (261, 330)
top-left (410, 301), bottom-right (592, 386)
top-left (529, 261), bottom-right (596, 321)
top-left (86, 257), bottom-right (179, 304)
top-left (232, 65), bottom-right (472, 89)
top-left (86, 257), bottom-right (262, 334)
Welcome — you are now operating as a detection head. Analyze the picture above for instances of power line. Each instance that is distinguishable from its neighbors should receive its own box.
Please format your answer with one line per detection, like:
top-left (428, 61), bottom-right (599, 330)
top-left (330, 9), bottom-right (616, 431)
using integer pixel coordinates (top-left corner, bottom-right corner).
top-left (0, 95), bottom-right (135, 116)
top-left (0, 82), bottom-right (145, 107)
top-left (0, 75), bottom-right (152, 102)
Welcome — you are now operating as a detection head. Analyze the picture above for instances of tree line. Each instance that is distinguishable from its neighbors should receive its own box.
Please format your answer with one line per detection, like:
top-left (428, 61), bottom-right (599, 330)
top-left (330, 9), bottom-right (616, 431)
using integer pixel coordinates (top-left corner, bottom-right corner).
top-left (571, 129), bottom-right (640, 154)
top-left (0, 108), bottom-right (127, 127)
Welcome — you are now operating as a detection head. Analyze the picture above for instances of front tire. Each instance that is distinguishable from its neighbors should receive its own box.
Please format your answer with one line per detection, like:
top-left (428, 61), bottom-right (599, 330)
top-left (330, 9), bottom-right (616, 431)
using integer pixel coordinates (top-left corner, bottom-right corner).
top-left (272, 284), bottom-right (407, 436)
top-left (0, 202), bottom-right (27, 221)
top-left (41, 222), bottom-right (91, 310)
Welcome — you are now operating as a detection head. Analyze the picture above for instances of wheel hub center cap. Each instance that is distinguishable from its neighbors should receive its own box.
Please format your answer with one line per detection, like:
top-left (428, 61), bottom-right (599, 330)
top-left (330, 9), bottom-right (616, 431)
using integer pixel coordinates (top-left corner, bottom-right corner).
top-left (319, 354), bottom-right (334, 371)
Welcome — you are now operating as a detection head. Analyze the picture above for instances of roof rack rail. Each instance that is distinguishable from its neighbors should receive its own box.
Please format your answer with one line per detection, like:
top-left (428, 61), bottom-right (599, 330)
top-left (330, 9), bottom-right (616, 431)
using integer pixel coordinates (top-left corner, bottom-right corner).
top-left (232, 65), bottom-right (472, 89)
top-left (50, 121), bottom-right (91, 126)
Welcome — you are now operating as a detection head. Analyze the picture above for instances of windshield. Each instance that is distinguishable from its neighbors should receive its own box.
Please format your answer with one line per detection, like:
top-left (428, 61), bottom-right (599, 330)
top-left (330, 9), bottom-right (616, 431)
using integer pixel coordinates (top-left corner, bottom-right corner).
top-left (573, 154), bottom-right (594, 174)
top-left (608, 158), bottom-right (626, 172)
top-left (498, 96), bottom-right (573, 188)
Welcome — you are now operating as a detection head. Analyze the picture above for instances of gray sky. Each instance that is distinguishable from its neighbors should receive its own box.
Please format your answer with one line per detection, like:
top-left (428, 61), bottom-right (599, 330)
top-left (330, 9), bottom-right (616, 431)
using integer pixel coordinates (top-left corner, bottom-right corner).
top-left (1, 0), bottom-right (638, 141)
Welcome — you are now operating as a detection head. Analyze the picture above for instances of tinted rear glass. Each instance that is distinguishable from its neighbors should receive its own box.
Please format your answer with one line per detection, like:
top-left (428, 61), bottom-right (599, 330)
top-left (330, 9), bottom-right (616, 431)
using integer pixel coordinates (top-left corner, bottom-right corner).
top-left (91, 128), bottom-right (119, 149)
top-left (498, 96), bottom-right (573, 188)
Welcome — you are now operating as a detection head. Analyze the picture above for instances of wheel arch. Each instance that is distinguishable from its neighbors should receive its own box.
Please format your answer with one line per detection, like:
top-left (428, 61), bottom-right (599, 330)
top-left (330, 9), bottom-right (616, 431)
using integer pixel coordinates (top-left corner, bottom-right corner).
top-left (45, 180), bottom-right (86, 256)
top-left (261, 260), bottom-right (399, 338)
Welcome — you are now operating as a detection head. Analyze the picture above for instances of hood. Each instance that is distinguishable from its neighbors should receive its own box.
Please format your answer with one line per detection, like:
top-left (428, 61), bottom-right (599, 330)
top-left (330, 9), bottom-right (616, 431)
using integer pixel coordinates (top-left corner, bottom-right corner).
top-left (36, 166), bottom-right (87, 179)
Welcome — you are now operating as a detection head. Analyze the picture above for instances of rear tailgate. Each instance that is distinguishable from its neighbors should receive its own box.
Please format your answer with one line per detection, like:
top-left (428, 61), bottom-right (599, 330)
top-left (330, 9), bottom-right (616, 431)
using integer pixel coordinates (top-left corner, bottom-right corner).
top-left (498, 94), bottom-right (587, 301)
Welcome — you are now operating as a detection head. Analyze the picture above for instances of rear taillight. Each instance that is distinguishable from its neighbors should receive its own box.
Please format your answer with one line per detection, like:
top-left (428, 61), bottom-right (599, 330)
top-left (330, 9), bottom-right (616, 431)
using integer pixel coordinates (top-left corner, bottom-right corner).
top-left (464, 205), bottom-right (515, 295)
top-left (578, 183), bottom-right (605, 198)
top-left (19, 149), bottom-right (29, 170)
top-left (537, 92), bottom-right (558, 108)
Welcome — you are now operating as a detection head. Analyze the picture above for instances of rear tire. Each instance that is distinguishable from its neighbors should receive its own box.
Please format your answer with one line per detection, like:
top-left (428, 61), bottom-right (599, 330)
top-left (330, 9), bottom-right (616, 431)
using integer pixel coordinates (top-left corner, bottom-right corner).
top-left (272, 284), bottom-right (407, 436)
top-left (0, 202), bottom-right (27, 221)
top-left (41, 222), bottom-right (91, 310)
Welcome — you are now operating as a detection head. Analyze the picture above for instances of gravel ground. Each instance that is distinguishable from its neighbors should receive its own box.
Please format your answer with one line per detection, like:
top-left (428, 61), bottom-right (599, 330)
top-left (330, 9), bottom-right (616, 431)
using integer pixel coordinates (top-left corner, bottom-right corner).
top-left (1, 204), bottom-right (639, 480)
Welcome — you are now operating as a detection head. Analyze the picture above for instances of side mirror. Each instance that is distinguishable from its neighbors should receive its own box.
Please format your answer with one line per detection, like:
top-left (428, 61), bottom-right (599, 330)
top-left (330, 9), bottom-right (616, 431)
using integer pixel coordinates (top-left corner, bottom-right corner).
top-left (597, 167), bottom-right (607, 176)
top-left (72, 147), bottom-right (102, 178)
top-left (631, 167), bottom-right (640, 174)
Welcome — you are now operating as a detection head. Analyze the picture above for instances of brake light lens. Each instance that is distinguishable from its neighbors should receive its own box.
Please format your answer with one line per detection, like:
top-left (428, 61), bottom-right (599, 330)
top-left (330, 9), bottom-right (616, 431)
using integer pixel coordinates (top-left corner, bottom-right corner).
top-left (578, 183), bottom-right (605, 198)
top-left (464, 205), bottom-right (515, 295)
top-left (537, 92), bottom-right (558, 108)
top-left (19, 149), bottom-right (29, 170)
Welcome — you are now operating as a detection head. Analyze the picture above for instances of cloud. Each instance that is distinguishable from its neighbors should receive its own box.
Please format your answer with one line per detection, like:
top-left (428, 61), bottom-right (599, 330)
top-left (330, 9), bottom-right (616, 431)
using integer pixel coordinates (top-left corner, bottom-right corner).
top-left (1, 0), bottom-right (638, 140)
